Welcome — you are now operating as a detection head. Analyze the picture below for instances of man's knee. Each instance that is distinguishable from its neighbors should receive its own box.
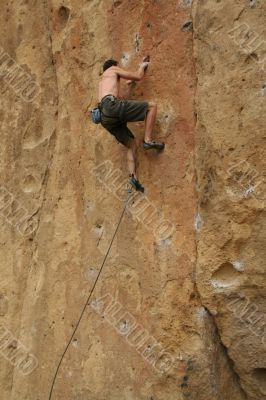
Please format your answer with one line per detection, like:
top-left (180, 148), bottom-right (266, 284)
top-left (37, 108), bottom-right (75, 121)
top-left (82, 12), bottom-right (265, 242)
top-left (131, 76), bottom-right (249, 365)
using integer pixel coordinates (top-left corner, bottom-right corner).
top-left (126, 138), bottom-right (137, 150)
top-left (148, 101), bottom-right (157, 109)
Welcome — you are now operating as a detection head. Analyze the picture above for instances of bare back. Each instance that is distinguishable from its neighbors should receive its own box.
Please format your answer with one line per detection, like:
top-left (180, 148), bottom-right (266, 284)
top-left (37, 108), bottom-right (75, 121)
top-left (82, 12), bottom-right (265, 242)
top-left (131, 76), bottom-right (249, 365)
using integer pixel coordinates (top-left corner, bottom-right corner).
top-left (99, 64), bottom-right (145, 101)
top-left (99, 67), bottom-right (120, 101)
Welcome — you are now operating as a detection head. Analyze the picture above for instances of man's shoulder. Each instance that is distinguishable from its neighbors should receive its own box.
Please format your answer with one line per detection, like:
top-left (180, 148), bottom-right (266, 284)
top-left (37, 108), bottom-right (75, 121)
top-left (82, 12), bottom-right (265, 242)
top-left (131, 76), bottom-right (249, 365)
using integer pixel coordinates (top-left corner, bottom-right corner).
top-left (103, 66), bottom-right (119, 76)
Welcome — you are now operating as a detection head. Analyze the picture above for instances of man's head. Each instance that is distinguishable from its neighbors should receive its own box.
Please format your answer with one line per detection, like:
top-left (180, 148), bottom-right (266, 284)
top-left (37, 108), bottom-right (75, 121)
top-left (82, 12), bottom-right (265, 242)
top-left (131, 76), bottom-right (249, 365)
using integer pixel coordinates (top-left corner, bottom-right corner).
top-left (103, 59), bottom-right (118, 71)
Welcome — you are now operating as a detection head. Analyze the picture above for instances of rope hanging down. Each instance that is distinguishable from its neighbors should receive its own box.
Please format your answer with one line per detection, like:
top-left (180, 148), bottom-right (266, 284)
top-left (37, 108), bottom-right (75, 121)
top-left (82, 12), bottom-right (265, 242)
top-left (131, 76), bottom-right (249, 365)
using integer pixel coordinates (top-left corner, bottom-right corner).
top-left (48, 196), bottom-right (130, 400)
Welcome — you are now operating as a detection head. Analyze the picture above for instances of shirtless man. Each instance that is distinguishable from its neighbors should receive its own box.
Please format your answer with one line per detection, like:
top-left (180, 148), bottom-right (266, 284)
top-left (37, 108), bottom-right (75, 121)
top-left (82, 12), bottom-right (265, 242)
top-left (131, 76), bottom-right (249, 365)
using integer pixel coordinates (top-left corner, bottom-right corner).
top-left (99, 58), bottom-right (164, 193)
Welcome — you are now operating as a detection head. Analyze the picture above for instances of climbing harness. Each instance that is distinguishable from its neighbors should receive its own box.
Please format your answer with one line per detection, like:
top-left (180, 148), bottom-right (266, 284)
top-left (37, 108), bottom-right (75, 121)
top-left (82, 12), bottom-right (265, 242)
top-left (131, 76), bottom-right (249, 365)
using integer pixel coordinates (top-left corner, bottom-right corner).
top-left (48, 193), bottom-right (131, 400)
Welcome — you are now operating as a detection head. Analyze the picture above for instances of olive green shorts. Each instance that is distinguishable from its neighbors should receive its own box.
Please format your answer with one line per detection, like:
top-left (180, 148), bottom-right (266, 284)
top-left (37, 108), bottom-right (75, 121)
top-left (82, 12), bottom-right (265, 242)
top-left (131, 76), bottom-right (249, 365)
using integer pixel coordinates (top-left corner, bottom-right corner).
top-left (100, 96), bottom-right (149, 146)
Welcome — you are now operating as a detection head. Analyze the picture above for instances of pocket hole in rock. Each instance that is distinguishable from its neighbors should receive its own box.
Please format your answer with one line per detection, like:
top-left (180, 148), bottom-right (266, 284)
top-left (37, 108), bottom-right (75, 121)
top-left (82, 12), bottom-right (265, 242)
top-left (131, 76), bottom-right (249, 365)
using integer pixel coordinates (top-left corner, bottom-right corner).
top-left (253, 368), bottom-right (266, 394)
top-left (181, 21), bottom-right (193, 32)
top-left (58, 6), bottom-right (70, 26)
top-left (211, 262), bottom-right (243, 288)
top-left (113, 0), bottom-right (122, 7)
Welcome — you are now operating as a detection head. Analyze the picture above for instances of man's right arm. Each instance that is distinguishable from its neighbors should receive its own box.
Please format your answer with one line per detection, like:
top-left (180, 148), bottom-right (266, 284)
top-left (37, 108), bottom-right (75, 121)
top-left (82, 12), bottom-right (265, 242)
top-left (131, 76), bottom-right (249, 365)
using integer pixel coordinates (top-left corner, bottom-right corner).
top-left (114, 62), bottom-right (149, 81)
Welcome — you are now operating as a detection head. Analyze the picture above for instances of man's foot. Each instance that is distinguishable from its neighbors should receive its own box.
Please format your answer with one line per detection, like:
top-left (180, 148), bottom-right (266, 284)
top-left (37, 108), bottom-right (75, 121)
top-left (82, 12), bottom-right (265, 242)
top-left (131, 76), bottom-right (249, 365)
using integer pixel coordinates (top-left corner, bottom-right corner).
top-left (143, 141), bottom-right (165, 150)
top-left (129, 175), bottom-right (144, 193)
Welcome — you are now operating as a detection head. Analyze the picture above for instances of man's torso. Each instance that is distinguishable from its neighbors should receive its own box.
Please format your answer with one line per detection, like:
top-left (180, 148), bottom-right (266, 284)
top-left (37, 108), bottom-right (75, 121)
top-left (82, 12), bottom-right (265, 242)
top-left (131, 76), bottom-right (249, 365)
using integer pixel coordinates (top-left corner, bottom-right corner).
top-left (99, 68), bottom-right (120, 101)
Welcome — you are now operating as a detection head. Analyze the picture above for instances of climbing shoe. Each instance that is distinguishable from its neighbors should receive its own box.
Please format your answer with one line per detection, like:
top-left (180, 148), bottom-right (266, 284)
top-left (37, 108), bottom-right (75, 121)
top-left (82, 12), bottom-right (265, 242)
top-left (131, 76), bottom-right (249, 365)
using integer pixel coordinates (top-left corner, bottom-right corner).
top-left (143, 141), bottom-right (165, 150)
top-left (129, 175), bottom-right (144, 193)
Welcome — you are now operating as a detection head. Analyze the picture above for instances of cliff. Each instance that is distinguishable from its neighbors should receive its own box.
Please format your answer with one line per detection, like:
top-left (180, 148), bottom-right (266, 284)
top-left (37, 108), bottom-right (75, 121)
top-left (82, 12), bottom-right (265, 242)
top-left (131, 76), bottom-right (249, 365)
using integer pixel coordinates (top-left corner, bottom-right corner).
top-left (0, 0), bottom-right (265, 399)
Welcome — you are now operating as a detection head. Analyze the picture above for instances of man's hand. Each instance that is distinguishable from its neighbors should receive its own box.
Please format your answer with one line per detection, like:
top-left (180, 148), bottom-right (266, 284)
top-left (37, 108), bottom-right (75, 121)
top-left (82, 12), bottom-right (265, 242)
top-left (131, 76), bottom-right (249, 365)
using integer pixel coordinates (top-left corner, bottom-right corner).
top-left (113, 56), bottom-right (150, 82)
top-left (139, 61), bottom-right (150, 70)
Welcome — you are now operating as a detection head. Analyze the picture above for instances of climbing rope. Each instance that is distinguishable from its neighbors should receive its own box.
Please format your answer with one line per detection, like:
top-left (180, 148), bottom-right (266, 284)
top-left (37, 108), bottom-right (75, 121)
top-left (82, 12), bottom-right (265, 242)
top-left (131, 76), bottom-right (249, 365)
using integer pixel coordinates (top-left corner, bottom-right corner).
top-left (48, 193), bottom-right (131, 400)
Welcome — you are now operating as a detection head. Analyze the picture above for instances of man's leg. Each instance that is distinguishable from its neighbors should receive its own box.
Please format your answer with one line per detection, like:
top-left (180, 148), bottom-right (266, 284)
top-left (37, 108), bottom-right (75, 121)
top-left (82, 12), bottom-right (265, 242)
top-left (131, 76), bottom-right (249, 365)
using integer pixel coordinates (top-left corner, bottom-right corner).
top-left (126, 138), bottom-right (137, 177)
top-left (119, 98), bottom-right (163, 149)
top-left (126, 138), bottom-right (144, 192)
top-left (144, 101), bottom-right (157, 142)
top-left (143, 101), bottom-right (164, 150)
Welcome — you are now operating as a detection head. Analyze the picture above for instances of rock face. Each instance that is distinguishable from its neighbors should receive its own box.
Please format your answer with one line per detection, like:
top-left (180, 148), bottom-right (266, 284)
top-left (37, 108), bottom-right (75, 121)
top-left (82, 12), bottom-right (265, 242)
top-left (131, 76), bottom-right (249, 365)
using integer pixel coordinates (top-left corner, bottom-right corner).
top-left (0, 0), bottom-right (264, 399)
top-left (194, 0), bottom-right (266, 399)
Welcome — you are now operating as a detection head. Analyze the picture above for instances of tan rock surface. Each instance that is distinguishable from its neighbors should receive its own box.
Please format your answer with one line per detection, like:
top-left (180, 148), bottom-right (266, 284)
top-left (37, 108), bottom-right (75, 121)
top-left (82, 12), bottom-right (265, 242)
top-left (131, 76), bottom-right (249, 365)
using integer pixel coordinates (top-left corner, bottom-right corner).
top-left (0, 0), bottom-right (263, 399)
top-left (194, 0), bottom-right (266, 399)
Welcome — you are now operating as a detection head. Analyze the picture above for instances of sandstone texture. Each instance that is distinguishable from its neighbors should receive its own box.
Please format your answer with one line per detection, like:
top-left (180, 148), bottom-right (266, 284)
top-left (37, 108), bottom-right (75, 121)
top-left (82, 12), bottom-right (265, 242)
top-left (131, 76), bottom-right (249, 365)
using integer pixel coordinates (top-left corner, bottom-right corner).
top-left (194, 0), bottom-right (266, 399)
top-left (0, 0), bottom-right (264, 399)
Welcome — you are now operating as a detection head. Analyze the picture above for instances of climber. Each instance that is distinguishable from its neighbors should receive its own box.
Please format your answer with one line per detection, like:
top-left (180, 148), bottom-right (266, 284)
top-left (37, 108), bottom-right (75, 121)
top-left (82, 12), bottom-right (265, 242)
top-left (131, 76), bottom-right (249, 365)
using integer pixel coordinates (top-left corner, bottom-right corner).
top-left (99, 57), bottom-right (165, 193)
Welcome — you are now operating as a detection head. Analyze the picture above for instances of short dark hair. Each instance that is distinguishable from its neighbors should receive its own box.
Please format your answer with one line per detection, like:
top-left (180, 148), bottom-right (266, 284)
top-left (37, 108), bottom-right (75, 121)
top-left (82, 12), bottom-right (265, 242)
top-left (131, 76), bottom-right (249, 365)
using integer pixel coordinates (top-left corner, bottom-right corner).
top-left (103, 59), bottom-right (118, 71)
